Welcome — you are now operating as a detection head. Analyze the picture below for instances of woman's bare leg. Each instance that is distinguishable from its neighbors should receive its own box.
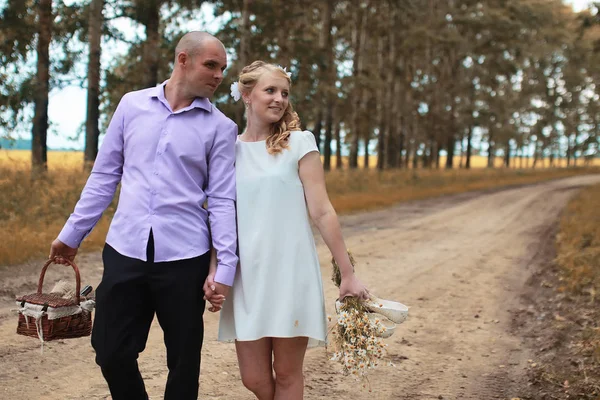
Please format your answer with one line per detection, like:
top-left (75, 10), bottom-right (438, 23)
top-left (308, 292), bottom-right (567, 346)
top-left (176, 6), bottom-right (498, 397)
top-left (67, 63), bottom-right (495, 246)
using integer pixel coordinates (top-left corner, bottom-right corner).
top-left (272, 337), bottom-right (309, 400)
top-left (235, 338), bottom-right (276, 400)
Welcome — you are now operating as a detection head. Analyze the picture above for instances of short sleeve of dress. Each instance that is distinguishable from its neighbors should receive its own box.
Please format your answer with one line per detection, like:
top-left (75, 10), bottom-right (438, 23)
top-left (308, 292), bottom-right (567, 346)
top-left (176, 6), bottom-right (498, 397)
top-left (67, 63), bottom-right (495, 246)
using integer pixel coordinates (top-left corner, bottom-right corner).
top-left (295, 130), bottom-right (319, 161)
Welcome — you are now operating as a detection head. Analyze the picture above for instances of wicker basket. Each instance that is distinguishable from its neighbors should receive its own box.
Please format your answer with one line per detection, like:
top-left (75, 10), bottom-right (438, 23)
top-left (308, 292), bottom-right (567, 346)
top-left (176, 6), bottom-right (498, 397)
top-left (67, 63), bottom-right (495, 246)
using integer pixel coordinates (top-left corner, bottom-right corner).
top-left (16, 259), bottom-right (93, 342)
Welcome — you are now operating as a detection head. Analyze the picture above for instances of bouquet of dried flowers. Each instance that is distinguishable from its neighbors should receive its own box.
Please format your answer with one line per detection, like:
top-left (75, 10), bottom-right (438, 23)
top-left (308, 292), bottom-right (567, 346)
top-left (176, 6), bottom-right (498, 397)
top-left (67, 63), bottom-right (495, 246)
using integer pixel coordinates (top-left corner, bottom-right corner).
top-left (329, 251), bottom-right (391, 383)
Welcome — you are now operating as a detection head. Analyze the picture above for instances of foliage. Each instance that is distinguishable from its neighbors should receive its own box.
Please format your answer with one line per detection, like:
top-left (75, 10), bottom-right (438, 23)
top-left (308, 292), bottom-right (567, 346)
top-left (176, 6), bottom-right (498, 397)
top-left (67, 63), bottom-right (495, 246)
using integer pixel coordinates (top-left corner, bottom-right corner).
top-left (0, 1), bottom-right (598, 168)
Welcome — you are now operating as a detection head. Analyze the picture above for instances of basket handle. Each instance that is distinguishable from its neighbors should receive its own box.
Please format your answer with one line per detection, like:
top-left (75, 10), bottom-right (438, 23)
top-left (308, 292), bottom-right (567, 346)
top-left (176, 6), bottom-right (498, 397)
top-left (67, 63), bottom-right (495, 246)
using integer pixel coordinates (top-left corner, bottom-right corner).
top-left (38, 258), bottom-right (81, 305)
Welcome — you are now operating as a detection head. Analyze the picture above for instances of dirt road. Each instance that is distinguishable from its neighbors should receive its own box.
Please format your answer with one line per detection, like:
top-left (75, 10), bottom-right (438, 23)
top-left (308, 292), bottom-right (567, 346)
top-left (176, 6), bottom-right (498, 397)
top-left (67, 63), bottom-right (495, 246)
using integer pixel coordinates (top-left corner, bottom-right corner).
top-left (1, 174), bottom-right (599, 400)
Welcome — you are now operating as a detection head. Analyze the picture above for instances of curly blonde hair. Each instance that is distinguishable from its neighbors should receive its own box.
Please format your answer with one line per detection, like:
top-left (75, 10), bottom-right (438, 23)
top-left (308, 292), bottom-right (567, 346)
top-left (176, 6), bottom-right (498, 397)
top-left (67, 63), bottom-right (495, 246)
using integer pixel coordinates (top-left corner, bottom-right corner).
top-left (237, 61), bottom-right (302, 154)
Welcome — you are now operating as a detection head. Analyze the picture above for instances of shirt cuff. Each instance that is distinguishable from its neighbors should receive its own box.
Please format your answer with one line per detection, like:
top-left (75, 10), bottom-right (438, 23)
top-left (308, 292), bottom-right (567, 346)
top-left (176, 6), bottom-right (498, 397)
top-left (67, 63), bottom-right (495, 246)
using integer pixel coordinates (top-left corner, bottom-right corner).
top-left (57, 221), bottom-right (85, 249)
top-left (214, 264), bottom-right (236, 287)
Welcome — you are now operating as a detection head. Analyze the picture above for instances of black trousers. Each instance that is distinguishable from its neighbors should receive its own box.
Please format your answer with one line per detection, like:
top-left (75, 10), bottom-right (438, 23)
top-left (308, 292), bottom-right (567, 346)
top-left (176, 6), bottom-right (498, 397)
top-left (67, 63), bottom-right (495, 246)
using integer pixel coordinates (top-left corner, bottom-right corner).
top-left (91, 231), bottom-right (210, 400)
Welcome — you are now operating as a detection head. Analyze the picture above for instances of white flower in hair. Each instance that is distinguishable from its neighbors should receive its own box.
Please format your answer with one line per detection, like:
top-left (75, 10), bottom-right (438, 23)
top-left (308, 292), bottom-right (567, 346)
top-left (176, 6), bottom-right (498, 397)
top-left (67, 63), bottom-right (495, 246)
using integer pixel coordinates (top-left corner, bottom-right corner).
top-left (230, 82), bottom-right (241, 102)
top-left (277, 65), bottom-right (292, 78)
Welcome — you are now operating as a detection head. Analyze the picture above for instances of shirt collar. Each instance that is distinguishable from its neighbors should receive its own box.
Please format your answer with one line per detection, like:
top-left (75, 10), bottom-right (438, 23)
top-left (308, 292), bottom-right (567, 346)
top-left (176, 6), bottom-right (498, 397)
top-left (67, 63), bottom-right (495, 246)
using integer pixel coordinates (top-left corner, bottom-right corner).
top-left (151, 80), bottom-right (213, 113)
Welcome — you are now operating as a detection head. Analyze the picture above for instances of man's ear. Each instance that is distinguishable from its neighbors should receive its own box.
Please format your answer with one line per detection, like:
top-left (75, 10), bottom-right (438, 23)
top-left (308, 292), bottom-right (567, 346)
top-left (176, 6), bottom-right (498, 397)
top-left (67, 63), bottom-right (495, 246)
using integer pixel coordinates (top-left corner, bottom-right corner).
top-left (177, 51), bottom-right (189, 68)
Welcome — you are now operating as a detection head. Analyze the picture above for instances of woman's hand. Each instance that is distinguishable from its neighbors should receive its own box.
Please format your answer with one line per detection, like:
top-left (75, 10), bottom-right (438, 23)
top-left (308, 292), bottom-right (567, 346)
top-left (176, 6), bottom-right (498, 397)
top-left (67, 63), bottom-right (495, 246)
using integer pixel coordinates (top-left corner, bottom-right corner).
top-left (203, 274), bottom-right (227, 312)
top-left (203, 248), bottom-right (227, 312)
top-left (338, 274), bottom-right (370, 301)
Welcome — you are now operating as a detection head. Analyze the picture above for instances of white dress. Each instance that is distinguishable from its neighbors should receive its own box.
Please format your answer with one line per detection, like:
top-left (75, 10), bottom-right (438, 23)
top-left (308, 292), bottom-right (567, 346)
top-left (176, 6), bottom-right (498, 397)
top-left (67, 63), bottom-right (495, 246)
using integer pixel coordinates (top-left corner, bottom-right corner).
top-left (218, 130), bottom-right (327, 348)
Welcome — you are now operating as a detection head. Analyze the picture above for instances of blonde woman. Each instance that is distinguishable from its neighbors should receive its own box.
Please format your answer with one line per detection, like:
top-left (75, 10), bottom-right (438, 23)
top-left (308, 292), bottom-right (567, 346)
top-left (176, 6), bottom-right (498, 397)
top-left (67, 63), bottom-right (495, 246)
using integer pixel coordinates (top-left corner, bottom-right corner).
top-left (204, 61), bottom-right (369, 400)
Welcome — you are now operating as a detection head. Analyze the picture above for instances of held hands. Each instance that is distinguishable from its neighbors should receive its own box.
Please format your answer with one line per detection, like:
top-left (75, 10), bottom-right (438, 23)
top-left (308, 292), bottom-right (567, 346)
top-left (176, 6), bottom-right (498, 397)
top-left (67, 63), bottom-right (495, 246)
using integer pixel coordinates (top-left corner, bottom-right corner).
top-left (203, 275), bottom-right (229, 312)
top-left (203, 254), bottom-right (230, 312)
top-left (338, 274), bottom-right (370, 301)
top-left (49, 239), bottom-right (78, 265)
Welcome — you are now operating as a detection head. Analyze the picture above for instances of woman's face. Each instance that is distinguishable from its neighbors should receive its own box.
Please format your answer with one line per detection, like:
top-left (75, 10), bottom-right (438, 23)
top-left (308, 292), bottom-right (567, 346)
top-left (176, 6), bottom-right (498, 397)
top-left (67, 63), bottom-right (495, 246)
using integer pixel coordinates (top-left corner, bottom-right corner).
top-left (247, 71), bottom-right (290, 125)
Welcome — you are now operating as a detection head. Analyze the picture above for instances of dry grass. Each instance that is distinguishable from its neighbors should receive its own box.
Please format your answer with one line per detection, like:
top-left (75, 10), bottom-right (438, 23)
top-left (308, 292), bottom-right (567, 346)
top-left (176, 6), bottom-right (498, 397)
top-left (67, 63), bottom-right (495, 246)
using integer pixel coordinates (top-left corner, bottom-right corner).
top-left (556, 184), bottom-right (600, 296)
top-left (556, 184), bottom-right (600, 368)
top-left (1, 150), bottom-right (599, 266)
top-left (3, 149), bottom-right (599, 171)
top-left (0, 165), bottom-right (115, 266)
top-left (335, 154), bottom-right (600, 169)
top-left (0, 151), bottom-right (116, 265)
top-left (326, 167), bottom-right (600, 214)
top-left (0, 150), bottom-right (84, 171)
top-left (524, 184), bottom-right (600, 398)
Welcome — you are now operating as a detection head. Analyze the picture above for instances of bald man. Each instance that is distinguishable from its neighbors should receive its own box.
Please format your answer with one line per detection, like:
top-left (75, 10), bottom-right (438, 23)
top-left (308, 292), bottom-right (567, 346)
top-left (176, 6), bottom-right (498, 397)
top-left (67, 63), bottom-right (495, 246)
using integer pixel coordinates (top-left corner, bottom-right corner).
top-left (49, 32), bottom-right (238, 400)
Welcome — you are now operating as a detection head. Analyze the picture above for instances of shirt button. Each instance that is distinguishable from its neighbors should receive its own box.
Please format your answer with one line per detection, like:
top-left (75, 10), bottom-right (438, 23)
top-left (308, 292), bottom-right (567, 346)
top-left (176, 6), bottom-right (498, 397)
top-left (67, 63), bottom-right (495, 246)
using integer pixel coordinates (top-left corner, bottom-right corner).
top-left (157, 151), bottom-right (162, 155)
top-left (154, 171), bottom-right (158, 175)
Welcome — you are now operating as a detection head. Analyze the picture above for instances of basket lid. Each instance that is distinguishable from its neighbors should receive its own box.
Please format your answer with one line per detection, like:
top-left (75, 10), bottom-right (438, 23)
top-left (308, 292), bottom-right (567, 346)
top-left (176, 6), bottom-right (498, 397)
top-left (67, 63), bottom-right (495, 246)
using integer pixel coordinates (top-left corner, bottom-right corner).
top-left (16, 293), bottom-right (78, 308)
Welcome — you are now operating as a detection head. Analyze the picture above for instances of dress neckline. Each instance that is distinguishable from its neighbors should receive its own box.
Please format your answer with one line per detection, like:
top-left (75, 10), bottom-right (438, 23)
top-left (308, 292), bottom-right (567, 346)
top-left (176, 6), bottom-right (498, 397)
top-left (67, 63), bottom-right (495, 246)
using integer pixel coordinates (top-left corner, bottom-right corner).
top-left (237, 134), bottom-right (268, 143)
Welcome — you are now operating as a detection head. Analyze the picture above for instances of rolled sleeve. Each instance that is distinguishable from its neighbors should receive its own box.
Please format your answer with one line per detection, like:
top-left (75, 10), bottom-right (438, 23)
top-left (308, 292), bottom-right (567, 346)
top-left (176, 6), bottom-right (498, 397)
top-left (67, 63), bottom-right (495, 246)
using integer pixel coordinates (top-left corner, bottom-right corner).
top-left (206, 120), bottom-right (239, 286)
top-left (58, 96), bottom-right (126, 248)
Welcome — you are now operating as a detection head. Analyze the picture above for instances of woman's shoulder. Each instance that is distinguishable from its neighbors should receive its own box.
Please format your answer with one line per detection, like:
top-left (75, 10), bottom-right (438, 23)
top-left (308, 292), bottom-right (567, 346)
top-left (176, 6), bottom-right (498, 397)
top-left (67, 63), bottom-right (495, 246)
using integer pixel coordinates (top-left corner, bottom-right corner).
top-left (288, 130), bottom-right (317, 143)
top-left (287, 130), bottom-right (319, 158)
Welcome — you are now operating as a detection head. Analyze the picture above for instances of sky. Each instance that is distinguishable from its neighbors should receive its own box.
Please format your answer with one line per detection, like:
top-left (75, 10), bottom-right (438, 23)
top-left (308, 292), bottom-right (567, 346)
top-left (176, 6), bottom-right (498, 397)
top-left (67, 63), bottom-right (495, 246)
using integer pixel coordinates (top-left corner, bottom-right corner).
top-left (14, 0), bottom-right (599, 150)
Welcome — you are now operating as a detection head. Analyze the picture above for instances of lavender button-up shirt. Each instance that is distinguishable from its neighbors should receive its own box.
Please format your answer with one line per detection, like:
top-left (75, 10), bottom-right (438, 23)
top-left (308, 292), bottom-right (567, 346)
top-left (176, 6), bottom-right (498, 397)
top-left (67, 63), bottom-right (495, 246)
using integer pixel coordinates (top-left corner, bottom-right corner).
top-left (58, 81), bottom-right (239, 285)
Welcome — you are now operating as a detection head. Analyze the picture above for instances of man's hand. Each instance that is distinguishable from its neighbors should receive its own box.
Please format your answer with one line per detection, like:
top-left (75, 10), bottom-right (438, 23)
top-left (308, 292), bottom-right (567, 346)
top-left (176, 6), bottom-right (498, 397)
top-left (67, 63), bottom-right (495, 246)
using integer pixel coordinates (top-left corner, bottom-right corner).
top-left (203, 270), bottom-right (230, 312)
top-left (49, 239), bottom-right (78, 265)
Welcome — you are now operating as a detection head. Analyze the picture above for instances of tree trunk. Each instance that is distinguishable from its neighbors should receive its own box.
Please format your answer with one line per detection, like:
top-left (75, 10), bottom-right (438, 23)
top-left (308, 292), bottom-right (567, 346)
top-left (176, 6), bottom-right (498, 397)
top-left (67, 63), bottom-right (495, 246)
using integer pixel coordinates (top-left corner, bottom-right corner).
top-left (412, 141), bottom-right (418, 168)
top-left (84, 0), bottom-right (104, 170)
top-left (425, 141), bottom-right (434, 169)
top-left (459, 131), bottom-right (465, 169)
top-left (384, 6), bottom-right (398, 169)
top-left (335, 120), bottom-right (343, 169)
top-left (349, 5), bottom-right (367, 169)
top-left (444, 49), bottom-right (458, 170)
top-left (487, 133), bottom-right (495, 168)
top-left (376, 110), bottom-right (386, 170)
top-left (397, 114), bottom-right (405, 168)
top-left (32, 0), bottom-right (52, 173)
top-left (235, 0), bottom-right (252, 129)
top-left (240, 0), bottom-right (251, 66)
top-left (321, 0), bottom-right (334, 171)
top-left (274, 0), bottom-right (291, 68)
top-left (363, 136), bottom-right (370, 169)
top-left (141, 0), bottom-right (160, 88)
top-left (386, 76), bottom-right (401, 168)
top-left (566, 134), bottom-right (574, 167)
top-left (312, 113), bottom-right (322, 151)
top-left (409, 117), bottom-right (419, 168)
top-left (421, 144), bottom-right (428, 168)
top-left (376, 33), bottom-right (387, 171)
top-left (573, 135), bottom-right (578, 166)
top-left (504, 140), bottom-right (511, 167)
top-left (396, 89), bottom-right (411, 168)
top-left (532, 139), bottom-right (539, 169)
top-left (445, 133), bottom-right (455, 169)
top-left (465, 125), bottom-right (472, 169)
top-left (323, 107), bottom-right (333, 170)
top-left (520, 146), bottom-right (525, 168)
